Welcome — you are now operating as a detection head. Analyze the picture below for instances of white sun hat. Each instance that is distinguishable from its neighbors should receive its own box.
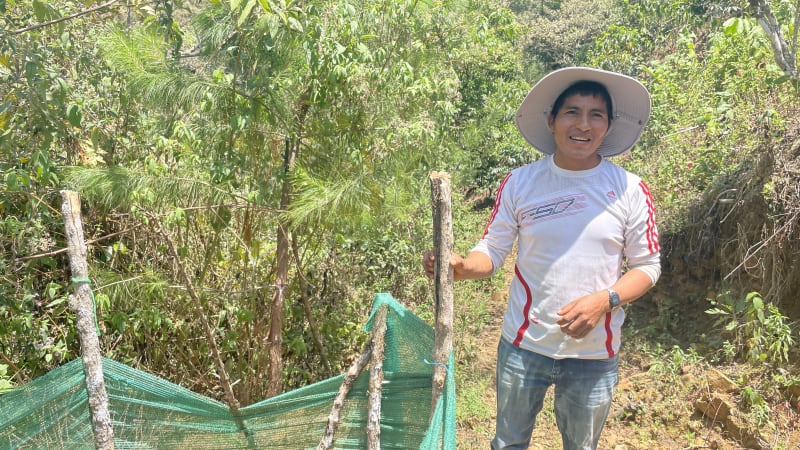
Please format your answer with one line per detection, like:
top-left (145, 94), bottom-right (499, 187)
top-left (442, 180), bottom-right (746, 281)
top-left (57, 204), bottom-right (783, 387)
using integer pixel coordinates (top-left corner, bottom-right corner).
top-left (515, 66), bottom-right (651, 157)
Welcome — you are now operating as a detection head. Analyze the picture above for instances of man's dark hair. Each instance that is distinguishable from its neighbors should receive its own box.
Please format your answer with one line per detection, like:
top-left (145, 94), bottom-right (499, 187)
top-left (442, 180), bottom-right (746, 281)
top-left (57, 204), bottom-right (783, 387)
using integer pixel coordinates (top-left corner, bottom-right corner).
top-left (551, 81), bottom-right (613, 125)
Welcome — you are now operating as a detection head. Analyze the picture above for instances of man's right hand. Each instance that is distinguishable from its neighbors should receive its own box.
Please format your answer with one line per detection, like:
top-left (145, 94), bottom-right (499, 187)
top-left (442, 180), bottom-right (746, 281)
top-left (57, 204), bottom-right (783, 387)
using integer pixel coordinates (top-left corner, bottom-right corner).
top-left (423, 250), bottom-right (438, 278)
top-left (423, 250), bottom-right (491, 281)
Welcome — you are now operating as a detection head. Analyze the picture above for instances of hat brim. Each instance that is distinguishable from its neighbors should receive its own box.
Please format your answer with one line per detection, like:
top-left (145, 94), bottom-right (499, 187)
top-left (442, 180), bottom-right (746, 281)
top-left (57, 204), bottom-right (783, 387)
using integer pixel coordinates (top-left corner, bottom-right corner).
top-left (515, 67), bottom-right (651, 157)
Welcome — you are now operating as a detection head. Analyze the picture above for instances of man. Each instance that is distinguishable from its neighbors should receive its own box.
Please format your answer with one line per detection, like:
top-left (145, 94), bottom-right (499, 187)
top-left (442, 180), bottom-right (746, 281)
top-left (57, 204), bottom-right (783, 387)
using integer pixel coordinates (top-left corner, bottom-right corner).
top-left (424, 67), bottom-right (661, 449)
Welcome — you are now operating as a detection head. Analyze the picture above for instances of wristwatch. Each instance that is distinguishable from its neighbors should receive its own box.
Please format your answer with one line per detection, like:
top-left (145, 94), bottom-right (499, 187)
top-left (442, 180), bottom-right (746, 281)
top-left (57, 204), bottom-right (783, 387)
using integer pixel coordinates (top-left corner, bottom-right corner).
top-left (607, 288), bottom-right (621, 312)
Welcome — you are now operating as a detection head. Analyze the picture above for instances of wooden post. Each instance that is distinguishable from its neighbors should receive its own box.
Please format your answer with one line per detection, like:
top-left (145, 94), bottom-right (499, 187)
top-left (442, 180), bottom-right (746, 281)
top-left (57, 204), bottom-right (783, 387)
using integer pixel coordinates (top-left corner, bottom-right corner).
top-left (429, 172), bottom-right (454, 413)
top-left (60, 190), bottom-right (115, 450)
top-left (317, 340), bottom-right (372, 450)
top-left (317, 340), bottom-right (373, 450)
top-left (318, 304), bottom-right (388, 450)
top-left (366, 304), bottom-right (388, 450)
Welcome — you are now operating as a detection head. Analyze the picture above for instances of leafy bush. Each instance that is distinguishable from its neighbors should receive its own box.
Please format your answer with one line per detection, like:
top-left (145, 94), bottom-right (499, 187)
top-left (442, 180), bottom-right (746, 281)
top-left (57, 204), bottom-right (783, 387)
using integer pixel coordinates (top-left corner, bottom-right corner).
top-left (0, 364), bottom-right (13, 393)
top-left (706, 291), bottom-right (795, 364)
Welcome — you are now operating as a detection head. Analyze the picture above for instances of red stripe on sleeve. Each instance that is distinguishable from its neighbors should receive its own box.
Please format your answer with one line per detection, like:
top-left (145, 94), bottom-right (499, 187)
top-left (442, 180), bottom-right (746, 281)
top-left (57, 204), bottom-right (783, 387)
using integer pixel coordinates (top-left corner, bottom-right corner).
top-left (638, 180), bottom-right (660, 254)
top-left (482, 172), bottom-right (513, 239)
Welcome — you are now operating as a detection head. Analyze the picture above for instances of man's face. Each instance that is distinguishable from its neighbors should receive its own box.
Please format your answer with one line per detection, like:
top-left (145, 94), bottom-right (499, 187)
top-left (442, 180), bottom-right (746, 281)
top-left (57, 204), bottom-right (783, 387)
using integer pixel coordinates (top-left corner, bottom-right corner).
top-left (547, 93), bottom-right (610, 170)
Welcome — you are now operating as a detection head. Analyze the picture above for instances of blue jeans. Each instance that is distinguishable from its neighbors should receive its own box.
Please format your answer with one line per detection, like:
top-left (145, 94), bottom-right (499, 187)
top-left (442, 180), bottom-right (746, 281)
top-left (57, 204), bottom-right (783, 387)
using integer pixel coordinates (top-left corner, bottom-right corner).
top-left (491, 337), bottom-right (619, 450)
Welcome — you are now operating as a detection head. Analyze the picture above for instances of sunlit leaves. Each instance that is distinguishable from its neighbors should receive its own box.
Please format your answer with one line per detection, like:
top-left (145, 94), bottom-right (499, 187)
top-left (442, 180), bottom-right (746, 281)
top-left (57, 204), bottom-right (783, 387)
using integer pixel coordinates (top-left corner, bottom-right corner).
top-left (31, 0), bottom-right (60, 22)
top-left (66, 103), bottom-right (81, 127)
top-left (706, 291), bottom-right (795, 364)
top-left (1, 0), bottom-right (532, 396)
top-left (236, 0), bottom-right (258, 26)
top-left (519, 0), bottom-right (618, 72)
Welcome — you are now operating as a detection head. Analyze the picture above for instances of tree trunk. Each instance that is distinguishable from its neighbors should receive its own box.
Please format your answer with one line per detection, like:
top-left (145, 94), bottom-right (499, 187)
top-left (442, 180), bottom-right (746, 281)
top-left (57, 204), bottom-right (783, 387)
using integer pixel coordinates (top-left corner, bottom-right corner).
top-left (749, 0), bottom-right (799, 80)
top-left (429, 173), bottom-right (454, 413)
top-left (267, 137), bottom-right (298, 397)
top-left (60, 190), bottom-right (115, 450)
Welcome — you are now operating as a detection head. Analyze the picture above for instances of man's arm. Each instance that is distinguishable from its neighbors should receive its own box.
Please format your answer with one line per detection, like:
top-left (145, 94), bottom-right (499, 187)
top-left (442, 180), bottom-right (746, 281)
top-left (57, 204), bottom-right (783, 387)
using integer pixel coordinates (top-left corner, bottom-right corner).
top-left (607, 267), bottom-right (657, 308)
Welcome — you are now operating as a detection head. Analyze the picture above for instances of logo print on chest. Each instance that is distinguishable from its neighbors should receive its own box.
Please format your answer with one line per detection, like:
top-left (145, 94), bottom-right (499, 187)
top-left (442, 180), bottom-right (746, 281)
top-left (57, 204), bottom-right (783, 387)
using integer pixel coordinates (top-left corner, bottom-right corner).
top-left (522, 198), bottom-right (575, 221)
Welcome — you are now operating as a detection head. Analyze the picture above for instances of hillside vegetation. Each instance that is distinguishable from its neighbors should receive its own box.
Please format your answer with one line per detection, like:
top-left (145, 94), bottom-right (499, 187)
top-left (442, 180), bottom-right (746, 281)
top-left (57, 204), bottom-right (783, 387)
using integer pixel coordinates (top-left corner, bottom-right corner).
top-left (1, 0), bottom-right (799, 448)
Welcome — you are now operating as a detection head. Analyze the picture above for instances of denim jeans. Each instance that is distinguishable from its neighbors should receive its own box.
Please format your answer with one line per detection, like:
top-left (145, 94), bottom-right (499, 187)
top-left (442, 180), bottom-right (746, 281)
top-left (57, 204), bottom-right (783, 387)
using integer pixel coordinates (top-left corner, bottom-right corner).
top-left (491, 337), bottom-right (619, 450)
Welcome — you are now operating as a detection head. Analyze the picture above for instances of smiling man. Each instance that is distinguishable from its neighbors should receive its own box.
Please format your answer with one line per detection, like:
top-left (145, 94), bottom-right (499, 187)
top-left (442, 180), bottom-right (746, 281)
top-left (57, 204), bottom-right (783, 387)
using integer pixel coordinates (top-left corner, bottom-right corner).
top-left (423, 67), bottom-right (661, 449)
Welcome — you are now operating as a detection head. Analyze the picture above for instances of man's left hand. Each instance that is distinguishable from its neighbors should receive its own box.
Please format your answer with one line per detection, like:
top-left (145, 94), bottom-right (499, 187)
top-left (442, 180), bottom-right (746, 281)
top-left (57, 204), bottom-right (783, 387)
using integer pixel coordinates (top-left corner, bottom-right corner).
top-left (555, 292), bottom-right (608, 339)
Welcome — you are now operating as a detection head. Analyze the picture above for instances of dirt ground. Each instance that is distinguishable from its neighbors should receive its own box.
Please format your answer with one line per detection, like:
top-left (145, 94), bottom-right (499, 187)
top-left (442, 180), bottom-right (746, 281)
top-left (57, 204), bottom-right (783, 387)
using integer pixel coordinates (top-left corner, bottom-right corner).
top-left (454, 283), bottom-right (800, 450)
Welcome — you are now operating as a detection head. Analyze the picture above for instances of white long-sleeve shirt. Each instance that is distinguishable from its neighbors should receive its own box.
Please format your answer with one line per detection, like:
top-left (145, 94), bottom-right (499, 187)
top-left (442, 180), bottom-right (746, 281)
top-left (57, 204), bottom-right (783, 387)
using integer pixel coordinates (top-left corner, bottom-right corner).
top-left (472, 155), bottom-right (661, 359)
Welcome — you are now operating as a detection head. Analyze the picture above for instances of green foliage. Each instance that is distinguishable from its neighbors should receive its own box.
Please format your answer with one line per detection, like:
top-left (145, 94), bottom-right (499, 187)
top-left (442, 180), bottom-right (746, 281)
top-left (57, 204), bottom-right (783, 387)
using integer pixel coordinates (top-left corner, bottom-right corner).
top-left (647, 345), bottom-right (702, 379)
top-left (0, 0), bottom-right (154, 378)
top-left (590, 0), bottom-right (743, 71)
top-left (593, 4), bottom-right (791, 235)
top-left (455, 375), bottom-right (494, 440)
top-left (2, 1), bottom-right (799, 434)
top-left (739, 385), bottom-right (773, 427)
top-left (446, 5), bottom-right (532, 193)
top-left (0, 270), bottom-right (75, 377)
top-left (48, 0), bottom-right (523, 400)
top-left (706, 291), bottom-right (795, 364)
top-left (0, 364), bottom-right (12, 393)
top-left (515, 0), bottom-right (619, 73)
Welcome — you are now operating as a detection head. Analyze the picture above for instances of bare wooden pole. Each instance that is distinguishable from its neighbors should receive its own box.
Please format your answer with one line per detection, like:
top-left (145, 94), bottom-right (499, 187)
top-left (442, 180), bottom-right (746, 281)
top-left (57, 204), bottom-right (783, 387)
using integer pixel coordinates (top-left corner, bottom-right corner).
top-left (317, 340), bottom-right (374, 450)
top-left (366, 304), bottom-right (388, 450)
top-left (318, 303), bottom-right (389, 450)
top-left (429, 172), bottom-right (454, 413)
top-left (60, 190), bottom-right (115, 450)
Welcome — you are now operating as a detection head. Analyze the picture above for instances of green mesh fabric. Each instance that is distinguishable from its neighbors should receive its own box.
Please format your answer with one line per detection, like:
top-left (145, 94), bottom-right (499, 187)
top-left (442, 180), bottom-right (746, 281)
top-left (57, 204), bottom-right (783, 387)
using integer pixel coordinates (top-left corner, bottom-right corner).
top-left (0, 293), bottom-right (456, 449)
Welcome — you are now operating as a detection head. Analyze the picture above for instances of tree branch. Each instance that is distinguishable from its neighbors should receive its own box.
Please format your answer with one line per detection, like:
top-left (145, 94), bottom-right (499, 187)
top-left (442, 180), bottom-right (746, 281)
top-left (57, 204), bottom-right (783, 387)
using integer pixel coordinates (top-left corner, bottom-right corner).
top-left (14, 0), bottom-right (123, 35)
top-left (0, 350), bottom-right (29, 384)
top-left (151, 215), bottom-right (241, 410)
top-left (13, 224), bottom-right (144, 264)
top-left (13, 202), bottom-right (277, 265)
top-left (749, 0), bottom-right (798, 79)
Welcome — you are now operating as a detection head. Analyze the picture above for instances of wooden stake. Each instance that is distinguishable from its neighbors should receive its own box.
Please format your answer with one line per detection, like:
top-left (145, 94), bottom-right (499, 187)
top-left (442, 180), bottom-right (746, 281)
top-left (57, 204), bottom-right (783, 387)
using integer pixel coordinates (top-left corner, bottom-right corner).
top-left (317, 340), bottom-right (373, 450)
top-left (429, 172), bottom-right (454, 413)
top-left (366, 304), bottom-right (388, 450)
top-left (60, 190), bottom-right (115, 450)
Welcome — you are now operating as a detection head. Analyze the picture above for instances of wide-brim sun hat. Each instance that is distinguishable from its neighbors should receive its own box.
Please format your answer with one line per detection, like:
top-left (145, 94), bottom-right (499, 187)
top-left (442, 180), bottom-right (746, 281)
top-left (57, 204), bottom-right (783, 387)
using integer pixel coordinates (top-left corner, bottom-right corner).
top-left (515, 67), bottom-right (651, 157)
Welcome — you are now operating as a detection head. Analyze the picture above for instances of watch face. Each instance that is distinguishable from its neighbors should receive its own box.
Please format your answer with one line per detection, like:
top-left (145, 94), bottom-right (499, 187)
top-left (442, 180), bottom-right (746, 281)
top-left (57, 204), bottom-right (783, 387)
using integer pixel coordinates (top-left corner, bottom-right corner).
top-left (609, 289), bottom-right (621, 309)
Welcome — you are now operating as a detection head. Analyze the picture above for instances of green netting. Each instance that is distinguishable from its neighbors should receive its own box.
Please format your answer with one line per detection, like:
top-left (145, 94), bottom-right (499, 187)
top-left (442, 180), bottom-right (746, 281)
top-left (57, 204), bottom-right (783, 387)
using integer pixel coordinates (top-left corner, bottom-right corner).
top-left (0, 293), bottom-right (456, 449)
